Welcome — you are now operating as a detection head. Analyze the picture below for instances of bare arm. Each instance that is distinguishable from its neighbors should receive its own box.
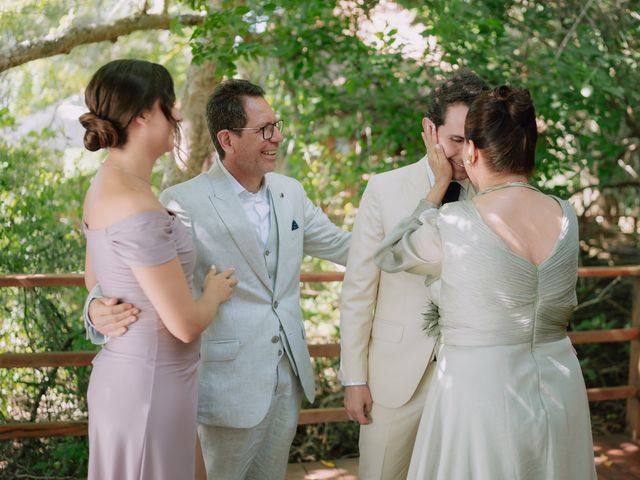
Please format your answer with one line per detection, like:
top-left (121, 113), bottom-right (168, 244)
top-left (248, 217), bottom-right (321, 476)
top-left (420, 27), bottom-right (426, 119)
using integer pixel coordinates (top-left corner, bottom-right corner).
top-left (84, 246), bottom-right (97, 291)
top-left (131, 261), bottom-right (237, 343)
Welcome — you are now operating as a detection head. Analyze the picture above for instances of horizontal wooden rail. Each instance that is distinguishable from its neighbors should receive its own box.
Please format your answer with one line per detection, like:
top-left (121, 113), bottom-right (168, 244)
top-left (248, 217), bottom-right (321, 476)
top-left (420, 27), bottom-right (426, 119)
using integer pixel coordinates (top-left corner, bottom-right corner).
top-left (1, 265), bottom-right (639, 288)
top-left (577, 266), bottom-right (640, 278)
top-left (3, 329), bottom-right (640, 369)
top-left (0, 344), bottom-right (342, 368)
top-left (587, 386), bottom-right (640, 402)
top-left (298, 407), bottom-right (350, 425)
top-left (0, 421), bottom-right (88, 439)
top-left (568, 328), bottom-right (640, 344)
top-left (0, 407), bottom-right (352, 440)
top-left (0, 272), bottom-right (347, 287)
top-left (0, 274), bottom-right (84, 287)
top-left (1, 268), bottom-right (639, 440)
top-left (0, 352), bottom-right (95, 368)
top-left (4, 329), bottom-right (640, 369)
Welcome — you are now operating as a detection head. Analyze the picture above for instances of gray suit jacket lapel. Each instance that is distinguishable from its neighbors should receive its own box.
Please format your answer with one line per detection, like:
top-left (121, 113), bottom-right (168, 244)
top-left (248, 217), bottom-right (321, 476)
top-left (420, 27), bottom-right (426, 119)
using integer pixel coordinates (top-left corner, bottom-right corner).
top-left (268, 175), bottom-right (294, 297)
top-left (206, 162), bottom-right (273, 291)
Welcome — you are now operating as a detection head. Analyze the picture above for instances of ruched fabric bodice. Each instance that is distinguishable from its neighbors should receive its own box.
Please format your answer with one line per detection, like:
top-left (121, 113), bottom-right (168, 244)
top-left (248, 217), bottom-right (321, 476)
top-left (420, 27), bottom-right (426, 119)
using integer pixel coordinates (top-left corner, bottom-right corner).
top-left (437, 199), bottom-right (578, 347)
top-left (83, 210), bottom-right (200, 480)
top-left (85, 211), bottom-right (198, 359)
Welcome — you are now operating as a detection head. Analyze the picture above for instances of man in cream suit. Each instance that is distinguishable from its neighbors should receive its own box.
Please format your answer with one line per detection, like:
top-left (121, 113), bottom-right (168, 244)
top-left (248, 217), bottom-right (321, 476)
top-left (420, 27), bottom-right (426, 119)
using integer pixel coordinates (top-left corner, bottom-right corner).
top-left (86, 79), bottom-right (350, 479)
top-left (340, 71), bottom-right (488, 479)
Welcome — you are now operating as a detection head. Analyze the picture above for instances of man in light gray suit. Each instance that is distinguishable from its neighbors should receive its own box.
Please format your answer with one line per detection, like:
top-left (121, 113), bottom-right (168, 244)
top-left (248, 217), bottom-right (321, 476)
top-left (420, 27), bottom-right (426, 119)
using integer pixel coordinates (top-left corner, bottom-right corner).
top-left (85, 79), bottom-right (350, 479)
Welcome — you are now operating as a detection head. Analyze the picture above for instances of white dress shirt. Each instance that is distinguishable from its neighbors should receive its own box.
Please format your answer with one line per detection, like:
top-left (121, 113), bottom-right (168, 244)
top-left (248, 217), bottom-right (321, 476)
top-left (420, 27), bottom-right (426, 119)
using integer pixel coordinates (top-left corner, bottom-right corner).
top-left (221, 163), bottom-right (271, 246)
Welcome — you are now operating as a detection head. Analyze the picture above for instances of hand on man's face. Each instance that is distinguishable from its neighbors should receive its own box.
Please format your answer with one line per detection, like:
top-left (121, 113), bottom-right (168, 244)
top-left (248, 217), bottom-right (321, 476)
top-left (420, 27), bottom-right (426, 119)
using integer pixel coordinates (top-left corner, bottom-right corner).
top-left (427, 104), bottom-right (470, 181)
top-left (422, 120), bottom-right (452, 184)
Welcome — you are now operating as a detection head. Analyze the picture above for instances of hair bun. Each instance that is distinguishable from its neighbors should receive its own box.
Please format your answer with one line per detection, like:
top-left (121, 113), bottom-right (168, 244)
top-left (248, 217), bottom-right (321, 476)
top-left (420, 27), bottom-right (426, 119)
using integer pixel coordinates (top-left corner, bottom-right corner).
top-left (495, 85), bottom-right (512, 100)
top-left (492, 85), bottom-right (535, 126)
top-left (79, 112), bottom-right (122, 151)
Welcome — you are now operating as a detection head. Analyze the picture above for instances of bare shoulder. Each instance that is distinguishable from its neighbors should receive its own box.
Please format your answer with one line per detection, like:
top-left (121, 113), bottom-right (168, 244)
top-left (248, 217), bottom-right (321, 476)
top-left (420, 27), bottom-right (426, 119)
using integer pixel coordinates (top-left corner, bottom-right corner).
top-left (83, 174), bottom-right (164, 230)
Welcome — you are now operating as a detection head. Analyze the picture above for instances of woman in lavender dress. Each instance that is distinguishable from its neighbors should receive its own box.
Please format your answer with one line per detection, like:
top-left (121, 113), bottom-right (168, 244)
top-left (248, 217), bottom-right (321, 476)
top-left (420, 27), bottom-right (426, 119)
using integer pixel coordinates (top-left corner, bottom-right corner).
top-left (80, 59), bottom-right (237, 480)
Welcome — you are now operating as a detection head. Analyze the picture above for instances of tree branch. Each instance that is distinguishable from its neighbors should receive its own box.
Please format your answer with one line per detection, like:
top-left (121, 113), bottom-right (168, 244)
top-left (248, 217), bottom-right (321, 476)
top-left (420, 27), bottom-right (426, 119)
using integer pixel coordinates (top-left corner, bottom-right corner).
top-left (554, 0), bottom-right (595, 62)
top-left (0, 13), bottom-right (205, 74)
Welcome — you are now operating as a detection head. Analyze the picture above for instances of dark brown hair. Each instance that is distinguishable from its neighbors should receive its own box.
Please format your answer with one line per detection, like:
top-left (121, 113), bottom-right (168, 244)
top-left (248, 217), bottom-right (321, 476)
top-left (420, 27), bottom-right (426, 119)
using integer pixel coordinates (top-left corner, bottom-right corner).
top-left (464, 85), bottom-right (537, 175)
top-left (205, 79), bottom-right (265, 160)
top-left (425, 69), bottom-right (489, 127)
top-left (79, 59), bottom-right (179, 151)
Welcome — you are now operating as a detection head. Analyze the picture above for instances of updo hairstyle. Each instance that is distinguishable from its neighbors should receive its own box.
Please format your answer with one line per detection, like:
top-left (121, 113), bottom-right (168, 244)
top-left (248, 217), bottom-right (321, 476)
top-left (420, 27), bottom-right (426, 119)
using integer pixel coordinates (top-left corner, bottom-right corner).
top-left (79, 59), bottom-right (179, 151)
top-left (464, 85), bottom-right (537, 176)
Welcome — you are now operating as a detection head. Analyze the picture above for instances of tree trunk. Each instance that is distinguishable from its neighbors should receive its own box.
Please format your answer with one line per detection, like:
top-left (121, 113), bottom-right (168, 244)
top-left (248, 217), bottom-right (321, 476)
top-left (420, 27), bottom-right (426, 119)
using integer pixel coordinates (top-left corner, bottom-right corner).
top-left (162, 59), bottom-right (220, 188)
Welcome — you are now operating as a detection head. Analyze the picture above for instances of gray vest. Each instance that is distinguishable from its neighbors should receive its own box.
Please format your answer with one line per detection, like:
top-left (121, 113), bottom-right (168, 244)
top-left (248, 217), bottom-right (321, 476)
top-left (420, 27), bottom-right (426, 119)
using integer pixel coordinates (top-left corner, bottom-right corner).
top-left (265, 190), bottom-right (299, 377)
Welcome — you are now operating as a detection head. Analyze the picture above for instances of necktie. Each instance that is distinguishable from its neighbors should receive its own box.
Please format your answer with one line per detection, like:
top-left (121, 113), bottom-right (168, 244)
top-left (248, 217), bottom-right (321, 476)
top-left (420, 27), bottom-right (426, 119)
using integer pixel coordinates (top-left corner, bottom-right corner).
top-left (441, 182), bottom-right (461, 204)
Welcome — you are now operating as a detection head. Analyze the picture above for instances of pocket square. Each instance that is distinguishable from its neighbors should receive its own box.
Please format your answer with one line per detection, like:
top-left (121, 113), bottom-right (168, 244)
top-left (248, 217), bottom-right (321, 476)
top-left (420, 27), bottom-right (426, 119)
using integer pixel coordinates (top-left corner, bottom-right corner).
top-left (291, 220), bottom-right (299, 231)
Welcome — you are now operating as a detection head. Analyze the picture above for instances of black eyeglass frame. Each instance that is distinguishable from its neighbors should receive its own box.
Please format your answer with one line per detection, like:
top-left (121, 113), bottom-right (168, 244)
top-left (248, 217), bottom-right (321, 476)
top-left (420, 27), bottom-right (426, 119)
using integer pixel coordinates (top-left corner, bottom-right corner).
top-left (230, 120), bottom-right (284, 140)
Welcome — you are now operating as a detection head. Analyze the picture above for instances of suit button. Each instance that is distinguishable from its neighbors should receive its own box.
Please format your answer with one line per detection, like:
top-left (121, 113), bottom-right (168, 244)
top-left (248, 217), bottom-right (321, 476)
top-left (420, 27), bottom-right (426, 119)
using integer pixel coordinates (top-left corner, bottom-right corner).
top-left (265, 250), bottom-right (270, 256)
top-left (271, 336), bottom-right (279, 343)
top-left (278, 350), bottom-right (283, 356)
top-left (273, 301), bottom-right (279, 309)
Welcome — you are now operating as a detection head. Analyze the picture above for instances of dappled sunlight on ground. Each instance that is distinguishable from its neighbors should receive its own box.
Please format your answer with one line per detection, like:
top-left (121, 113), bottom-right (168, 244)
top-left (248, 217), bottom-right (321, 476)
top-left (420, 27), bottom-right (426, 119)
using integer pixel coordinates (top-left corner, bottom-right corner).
top-left (286, 458), bottom-right (359, 480)
top-left (287, 436), bottom-right (640, 479)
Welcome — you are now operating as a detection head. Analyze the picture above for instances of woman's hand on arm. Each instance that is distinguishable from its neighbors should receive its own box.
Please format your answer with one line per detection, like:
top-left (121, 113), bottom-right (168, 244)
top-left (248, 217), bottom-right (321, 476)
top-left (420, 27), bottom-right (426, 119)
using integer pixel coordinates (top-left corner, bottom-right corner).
top-left (131, 260), bottom-right (237, 343)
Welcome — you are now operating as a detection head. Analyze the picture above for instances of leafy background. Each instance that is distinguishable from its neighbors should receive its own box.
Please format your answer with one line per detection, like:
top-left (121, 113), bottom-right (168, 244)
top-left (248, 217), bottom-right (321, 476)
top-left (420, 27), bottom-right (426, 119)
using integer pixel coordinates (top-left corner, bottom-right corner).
top-left (0, 0), bottom-right (638, 476)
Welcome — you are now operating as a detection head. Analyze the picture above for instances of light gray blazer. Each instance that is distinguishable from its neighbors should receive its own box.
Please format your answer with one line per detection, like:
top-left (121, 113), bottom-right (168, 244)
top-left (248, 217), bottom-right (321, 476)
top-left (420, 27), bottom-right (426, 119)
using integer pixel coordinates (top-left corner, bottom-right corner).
top-left (159, 160), bottom-right (350, 428)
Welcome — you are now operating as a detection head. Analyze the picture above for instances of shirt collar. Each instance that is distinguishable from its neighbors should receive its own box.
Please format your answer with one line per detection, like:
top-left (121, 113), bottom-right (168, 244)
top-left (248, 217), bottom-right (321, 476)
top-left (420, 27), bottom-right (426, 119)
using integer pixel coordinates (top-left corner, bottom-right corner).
top-left (219, 161), bottom-right (268, 199)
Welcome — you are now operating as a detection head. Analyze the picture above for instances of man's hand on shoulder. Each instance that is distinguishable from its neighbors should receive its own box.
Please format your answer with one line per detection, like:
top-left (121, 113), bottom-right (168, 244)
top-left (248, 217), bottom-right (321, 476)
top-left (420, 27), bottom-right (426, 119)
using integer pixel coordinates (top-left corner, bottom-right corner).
top-left (344, 384), bottom-right (373, 425)
top-left (88, 297), bottom-right (139, 337)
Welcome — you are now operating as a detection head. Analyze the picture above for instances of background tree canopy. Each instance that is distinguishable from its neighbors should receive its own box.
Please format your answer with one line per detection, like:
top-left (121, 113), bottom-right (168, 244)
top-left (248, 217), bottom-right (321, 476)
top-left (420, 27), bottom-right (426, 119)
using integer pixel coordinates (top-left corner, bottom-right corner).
top-left (0, 0), bottom-right (638, 477)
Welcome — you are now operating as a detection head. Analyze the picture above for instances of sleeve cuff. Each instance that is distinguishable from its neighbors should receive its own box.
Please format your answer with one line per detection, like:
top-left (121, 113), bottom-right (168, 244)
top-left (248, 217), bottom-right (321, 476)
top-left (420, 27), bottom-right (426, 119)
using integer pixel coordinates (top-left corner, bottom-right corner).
top-left (341, 381), bottom-right (368, 387)
top-left (83, 285), bottom-right (109, 345)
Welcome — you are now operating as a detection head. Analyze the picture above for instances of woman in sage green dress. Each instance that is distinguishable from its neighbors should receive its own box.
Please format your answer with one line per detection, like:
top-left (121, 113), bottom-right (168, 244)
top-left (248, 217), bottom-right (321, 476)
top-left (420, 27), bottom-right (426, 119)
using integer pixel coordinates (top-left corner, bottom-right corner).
top-left (375, 85), bottom-right (596, 479)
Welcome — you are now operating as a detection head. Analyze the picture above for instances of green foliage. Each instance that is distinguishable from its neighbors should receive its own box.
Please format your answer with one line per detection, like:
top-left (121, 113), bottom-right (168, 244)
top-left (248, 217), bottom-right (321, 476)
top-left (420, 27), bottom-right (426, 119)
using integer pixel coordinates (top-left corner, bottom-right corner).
top-left (412, 0), bottom-right (639, 200)
top-left (0, 137), bottom-right (93, 478)
top-left (0, 0), bottom-right (638, 472)
top-left (571, 276), bottom-right (635, 434)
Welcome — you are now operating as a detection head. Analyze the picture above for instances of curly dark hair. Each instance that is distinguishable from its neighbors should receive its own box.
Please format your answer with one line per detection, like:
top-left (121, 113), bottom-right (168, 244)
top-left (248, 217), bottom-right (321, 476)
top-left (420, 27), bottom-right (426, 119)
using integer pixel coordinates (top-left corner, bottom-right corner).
top-left (425, 70), bottom-right (489, 127)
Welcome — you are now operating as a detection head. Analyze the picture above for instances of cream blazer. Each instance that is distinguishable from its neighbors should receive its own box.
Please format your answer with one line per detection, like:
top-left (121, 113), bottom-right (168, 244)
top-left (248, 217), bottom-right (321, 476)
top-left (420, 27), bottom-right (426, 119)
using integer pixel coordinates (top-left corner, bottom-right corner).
top-left (339, 156), bottom-right (439, 409)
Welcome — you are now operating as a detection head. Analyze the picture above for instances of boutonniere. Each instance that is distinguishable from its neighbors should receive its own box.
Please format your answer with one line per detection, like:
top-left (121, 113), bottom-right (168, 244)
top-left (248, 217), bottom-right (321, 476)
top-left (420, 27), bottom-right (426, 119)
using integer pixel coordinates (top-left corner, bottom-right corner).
top-left (422, 300), bottom-right (441, 337)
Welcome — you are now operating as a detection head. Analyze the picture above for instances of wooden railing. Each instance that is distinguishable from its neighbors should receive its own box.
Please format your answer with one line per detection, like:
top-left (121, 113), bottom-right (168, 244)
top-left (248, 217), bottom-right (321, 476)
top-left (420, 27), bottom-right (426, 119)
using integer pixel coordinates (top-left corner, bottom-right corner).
top-left (1, 266), bottom-right (640, 440)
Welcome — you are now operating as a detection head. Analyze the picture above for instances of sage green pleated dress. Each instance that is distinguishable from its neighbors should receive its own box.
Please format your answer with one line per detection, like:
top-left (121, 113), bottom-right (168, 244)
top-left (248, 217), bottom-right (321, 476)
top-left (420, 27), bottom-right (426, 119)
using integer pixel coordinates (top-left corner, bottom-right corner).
top-left (376, 194), bottom-right (597, 480)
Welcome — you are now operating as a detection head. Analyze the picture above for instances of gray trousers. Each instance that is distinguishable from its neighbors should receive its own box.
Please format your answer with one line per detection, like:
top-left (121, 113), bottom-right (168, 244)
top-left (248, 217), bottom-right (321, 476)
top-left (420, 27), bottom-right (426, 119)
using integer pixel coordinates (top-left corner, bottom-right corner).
top-left (198, 354), bottom-right (302, 480)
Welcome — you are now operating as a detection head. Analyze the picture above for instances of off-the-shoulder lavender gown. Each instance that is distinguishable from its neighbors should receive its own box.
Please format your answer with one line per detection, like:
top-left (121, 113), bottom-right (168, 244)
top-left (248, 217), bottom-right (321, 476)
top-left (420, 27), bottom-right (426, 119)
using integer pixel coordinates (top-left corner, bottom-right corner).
top-left (84, 211), bottom-right (199, 480)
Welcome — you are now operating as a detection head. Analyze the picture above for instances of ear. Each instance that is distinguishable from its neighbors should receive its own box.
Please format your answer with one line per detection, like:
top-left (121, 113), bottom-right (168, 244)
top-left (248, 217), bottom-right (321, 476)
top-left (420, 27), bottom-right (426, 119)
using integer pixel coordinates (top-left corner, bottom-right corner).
top-left (467, 140), bottom-right (478, 165)
top-left (464, 139), bottom-right (478, 165)
top-left (216, 130), bottom-right (235, 155)
top-left (131, 109), bottom-right (151, 127)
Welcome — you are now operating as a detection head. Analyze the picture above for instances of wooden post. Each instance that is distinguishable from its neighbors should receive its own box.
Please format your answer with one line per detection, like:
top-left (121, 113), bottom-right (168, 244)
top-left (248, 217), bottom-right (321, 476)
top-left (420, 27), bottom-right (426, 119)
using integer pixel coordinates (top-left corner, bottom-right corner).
top-left (627, 277), bottom-right (640, 440)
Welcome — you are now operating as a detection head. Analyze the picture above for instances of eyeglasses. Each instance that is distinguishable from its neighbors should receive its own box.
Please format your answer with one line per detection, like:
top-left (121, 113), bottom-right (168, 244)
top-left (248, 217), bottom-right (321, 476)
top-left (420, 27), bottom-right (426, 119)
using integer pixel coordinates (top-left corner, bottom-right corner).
top-left (230, 120), bottom-right (284, 140)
